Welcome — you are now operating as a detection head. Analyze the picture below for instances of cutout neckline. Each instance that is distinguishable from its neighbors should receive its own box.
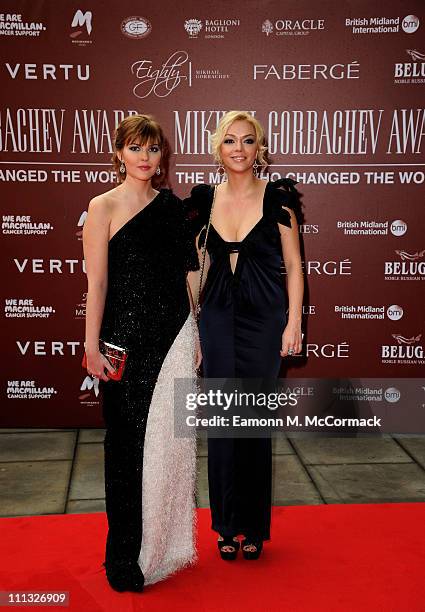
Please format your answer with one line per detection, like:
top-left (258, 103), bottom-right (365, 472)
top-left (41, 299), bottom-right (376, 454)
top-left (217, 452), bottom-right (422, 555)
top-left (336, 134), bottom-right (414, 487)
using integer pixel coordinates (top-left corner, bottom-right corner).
top-left (209, 181), bottom-right (269, 244)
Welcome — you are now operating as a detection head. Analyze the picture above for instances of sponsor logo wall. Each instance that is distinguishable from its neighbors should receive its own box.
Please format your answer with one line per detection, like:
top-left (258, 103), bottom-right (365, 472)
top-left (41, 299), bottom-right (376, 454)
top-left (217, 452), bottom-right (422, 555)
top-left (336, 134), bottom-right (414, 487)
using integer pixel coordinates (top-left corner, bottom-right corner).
top-left (1, 0), bottom-right (423, 426)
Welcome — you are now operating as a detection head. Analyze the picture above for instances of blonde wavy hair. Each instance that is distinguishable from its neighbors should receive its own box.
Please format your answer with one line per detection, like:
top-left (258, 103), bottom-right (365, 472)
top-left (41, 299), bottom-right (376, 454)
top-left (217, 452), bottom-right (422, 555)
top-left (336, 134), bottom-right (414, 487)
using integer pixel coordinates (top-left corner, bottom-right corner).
top-left (210, 111), bottom-right (268, 166)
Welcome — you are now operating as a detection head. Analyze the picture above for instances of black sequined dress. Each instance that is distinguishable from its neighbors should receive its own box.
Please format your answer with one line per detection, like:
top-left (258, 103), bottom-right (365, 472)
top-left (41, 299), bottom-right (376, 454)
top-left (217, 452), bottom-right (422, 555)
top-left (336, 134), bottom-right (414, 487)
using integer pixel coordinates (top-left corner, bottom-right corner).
top-left (99, 188), bottom-right (199, 585)
top-left (185, 178), bottom-right (301, 541)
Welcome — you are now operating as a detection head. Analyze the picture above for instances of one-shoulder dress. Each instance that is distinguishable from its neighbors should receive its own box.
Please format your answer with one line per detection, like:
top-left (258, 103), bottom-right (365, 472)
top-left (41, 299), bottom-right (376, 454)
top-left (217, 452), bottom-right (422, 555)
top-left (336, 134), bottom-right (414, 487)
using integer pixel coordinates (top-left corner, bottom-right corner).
top-left (99, 188), bottom-right (199, 585)
top-left (184, 178), bottom-right (301, 541)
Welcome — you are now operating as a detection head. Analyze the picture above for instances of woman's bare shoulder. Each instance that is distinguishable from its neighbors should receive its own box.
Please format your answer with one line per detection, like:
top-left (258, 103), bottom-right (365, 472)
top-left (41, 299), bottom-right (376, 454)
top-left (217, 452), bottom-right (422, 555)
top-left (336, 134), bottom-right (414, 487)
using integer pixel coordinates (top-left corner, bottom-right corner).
top-left (88, 186), bottom-right (122, 217)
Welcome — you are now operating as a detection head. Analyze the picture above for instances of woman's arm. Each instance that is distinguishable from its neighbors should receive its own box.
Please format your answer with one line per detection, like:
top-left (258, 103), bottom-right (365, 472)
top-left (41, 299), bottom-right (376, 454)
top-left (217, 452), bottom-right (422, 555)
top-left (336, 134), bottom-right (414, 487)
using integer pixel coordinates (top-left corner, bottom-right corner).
top-left (279, 208), bottom-right (304, 356)
top-left (82, 196), bottom-right (115, 380)
top-left (186, 230), bottom-right (210, 313)
top-left (186, 233), bottom-right (210, 369)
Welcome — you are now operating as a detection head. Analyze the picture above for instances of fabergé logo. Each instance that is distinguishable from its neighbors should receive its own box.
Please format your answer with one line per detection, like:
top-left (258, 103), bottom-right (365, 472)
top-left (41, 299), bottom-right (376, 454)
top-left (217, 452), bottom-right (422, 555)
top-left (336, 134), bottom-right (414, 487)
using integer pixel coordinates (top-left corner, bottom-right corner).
top-left (288, 258), bottom-right (352, 276)
top-left (131, 50), bottom-right (191, 98)
top-left (253, 60), bottom-right (360, 80)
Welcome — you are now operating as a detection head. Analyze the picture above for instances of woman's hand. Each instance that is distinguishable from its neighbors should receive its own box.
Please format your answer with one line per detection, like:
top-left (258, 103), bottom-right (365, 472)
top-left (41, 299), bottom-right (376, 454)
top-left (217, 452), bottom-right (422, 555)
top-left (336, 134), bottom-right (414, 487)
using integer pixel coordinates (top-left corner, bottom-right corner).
top-left (86, 350), bottom-right (115, 382)
top-left (280, 322), bottom-right (303, 357)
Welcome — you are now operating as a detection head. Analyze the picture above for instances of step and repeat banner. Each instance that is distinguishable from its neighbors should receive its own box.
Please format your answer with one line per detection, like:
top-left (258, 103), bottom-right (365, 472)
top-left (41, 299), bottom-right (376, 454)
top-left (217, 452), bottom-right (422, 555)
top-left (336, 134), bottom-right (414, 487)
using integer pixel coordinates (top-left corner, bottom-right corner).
top-left (1, 1), bottom-right (424, 426)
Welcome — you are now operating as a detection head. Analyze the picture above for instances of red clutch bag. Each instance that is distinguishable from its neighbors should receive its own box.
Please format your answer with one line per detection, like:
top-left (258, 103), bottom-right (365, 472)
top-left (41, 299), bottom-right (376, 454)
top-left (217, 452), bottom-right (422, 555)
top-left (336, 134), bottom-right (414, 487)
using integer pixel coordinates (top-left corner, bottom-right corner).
top-left (82, 340), bottom-right (128, 381)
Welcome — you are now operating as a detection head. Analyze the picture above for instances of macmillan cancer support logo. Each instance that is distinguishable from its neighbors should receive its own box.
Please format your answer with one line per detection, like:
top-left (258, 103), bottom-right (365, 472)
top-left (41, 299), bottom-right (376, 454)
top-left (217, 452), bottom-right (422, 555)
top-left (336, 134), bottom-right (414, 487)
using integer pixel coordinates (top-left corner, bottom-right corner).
top-left (0, 13), bottom-right (46, 37)
top-left (131, 51), bottom-right (191, 98)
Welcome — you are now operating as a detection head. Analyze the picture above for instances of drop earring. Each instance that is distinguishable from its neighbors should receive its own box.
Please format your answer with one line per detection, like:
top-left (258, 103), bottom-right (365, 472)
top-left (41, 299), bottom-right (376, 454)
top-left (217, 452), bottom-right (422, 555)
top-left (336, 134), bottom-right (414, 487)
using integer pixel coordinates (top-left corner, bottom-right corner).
top-left (119, 160), bottom-right (126, 174)
top-left (156, 166), bottom-right (161, 175)
top-left (253, 160), bottom-right (260, 176)
top-left (216, 160), bottom-right (227, 181)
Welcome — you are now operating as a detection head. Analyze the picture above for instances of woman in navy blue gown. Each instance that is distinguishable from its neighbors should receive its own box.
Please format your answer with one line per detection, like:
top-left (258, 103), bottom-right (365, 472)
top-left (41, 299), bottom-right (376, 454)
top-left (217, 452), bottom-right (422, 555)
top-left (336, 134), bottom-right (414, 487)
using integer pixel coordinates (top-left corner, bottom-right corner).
top-left (186, 111), bottom-right (304, 560)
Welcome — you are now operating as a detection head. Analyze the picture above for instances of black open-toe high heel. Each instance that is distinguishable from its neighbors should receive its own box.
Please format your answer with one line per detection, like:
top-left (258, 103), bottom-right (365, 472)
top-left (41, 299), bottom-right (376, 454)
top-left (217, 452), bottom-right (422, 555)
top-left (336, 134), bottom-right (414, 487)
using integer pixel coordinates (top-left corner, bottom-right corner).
top-left (103, 560), bottom-right (145, 592)
top-left (217, 535), bottom-right (240, 560)
top-left (241, 539), bottom-right (263, 560)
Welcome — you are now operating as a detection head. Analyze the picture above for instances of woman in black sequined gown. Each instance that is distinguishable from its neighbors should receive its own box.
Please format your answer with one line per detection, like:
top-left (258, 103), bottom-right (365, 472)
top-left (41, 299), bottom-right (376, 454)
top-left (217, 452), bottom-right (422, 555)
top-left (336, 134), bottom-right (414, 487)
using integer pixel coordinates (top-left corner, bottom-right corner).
top-left (185, 111), bottom-right (304, 560)
top-left (83, 115), bottom-right (199, 592)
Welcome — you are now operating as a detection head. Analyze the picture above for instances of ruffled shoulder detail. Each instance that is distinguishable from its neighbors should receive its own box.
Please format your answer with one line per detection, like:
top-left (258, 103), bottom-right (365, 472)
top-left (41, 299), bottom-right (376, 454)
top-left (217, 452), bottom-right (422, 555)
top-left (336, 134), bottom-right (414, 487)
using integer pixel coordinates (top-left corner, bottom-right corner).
top-left (266, 178), bottom-right (303, 228)
top-left (183, 184), bottom-right (214, 236)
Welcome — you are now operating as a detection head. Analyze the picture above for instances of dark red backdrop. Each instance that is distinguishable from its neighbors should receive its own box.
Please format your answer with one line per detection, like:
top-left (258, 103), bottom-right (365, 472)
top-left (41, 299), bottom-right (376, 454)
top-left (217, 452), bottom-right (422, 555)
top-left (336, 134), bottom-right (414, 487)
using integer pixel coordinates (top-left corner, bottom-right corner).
top-left (1, 1), bottom-right (424, 426)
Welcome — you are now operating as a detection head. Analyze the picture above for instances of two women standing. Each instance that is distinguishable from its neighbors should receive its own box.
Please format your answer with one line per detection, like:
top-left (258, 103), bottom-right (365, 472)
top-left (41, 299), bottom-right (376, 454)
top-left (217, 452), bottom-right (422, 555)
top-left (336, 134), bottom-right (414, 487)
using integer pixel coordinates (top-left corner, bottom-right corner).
top-left (83, 111), bottom-right (303, 591)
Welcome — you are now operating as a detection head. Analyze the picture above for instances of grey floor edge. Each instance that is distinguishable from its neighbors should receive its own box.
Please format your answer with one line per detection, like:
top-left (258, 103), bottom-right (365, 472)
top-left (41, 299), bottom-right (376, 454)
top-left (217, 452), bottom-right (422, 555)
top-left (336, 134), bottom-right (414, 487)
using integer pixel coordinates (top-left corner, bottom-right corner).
top-left (1, 429), bottom-right (424, 517)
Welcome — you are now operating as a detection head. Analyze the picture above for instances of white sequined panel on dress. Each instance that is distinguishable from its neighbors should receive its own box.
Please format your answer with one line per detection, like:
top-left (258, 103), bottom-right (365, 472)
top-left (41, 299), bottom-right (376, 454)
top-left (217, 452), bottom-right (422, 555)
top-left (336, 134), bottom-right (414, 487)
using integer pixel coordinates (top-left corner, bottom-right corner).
top-left (138, 312), bottom-right (198, 585)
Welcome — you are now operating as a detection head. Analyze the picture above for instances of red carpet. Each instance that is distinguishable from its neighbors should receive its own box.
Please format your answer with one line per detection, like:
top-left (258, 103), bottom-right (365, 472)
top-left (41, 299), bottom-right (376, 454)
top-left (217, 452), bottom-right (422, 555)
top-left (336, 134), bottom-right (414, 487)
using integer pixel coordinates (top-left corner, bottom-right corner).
top-left (1, 505), bottom-right (424, 611)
